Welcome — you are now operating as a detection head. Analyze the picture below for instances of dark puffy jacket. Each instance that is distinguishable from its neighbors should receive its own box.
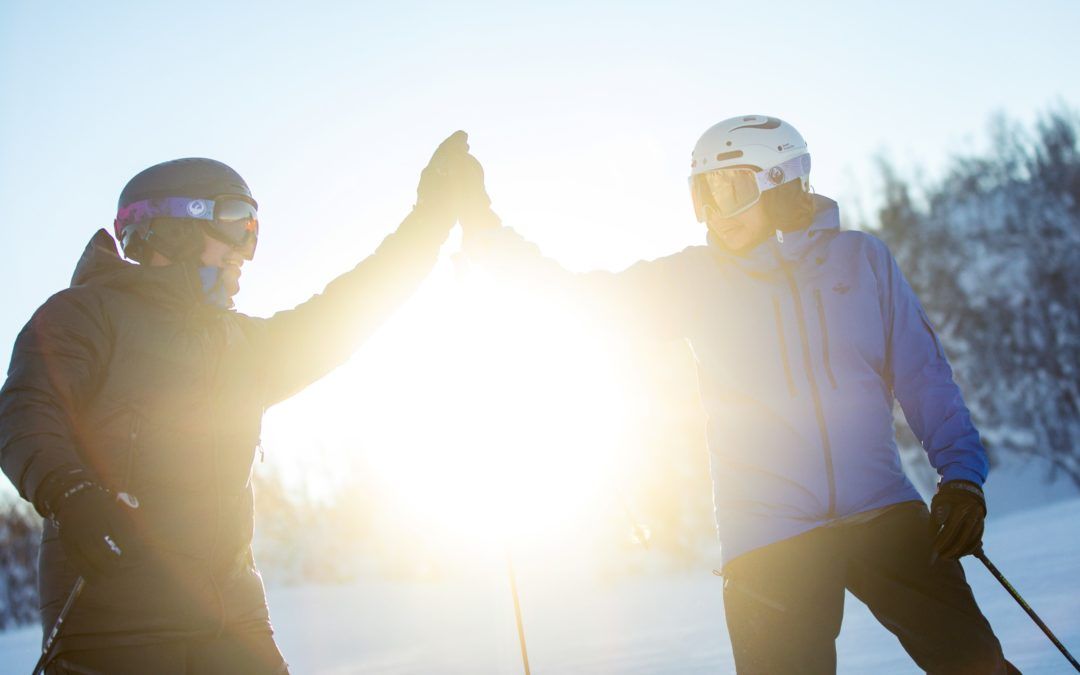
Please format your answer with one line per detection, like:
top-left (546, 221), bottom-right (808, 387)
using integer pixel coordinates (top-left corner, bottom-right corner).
top-left (0, 212), bottom-right (449, 652)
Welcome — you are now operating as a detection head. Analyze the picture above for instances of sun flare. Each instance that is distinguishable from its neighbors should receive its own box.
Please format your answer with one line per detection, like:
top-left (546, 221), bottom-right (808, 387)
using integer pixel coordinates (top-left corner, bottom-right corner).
top-left (264, 248), bottom-right (639, 549)
top-left (365, 260), bottom-right (632, 543)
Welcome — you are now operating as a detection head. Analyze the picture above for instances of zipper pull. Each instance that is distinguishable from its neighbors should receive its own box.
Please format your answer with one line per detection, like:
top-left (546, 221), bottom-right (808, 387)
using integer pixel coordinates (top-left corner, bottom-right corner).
top-left (775, 229), bottom-right (784, 244)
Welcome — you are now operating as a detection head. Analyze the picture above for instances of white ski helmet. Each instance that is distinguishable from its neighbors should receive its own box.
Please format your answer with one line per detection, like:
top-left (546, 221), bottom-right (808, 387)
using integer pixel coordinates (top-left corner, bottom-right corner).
top-left (689, 115), bottom-right (811, 221)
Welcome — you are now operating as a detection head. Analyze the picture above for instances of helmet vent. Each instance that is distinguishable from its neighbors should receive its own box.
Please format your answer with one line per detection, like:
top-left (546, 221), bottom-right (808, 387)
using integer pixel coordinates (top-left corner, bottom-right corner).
top-left (715, 150), bottom-right (744, 162)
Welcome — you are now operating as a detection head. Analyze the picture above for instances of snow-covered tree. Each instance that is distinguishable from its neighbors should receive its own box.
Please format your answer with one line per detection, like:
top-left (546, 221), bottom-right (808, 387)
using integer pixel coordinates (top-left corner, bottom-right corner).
top-left (875, 106), bottom-right (1080, 487)
top-left (0, 499), bottom-right (40, 628)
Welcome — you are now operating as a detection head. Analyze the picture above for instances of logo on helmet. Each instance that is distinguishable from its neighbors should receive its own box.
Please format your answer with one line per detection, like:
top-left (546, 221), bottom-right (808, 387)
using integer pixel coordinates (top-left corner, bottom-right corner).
top-left (187, 200), bottom-right (208, 217)
top-left (731, 117), bottom-right (782, 132)
top-left (768, 167), bottom-right (785, 185)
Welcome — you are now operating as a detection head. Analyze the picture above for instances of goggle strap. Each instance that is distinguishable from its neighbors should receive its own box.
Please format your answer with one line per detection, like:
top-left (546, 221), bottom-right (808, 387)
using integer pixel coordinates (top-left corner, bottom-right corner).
top-left (115, 196), bottom-right (258, 242)
top-left (753, 154), bottom-right (811, 193)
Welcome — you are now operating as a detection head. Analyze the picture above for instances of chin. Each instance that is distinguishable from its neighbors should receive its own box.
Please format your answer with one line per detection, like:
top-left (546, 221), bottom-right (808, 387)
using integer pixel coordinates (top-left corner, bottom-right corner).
top-left (222, 277), bottom-right (241, 297)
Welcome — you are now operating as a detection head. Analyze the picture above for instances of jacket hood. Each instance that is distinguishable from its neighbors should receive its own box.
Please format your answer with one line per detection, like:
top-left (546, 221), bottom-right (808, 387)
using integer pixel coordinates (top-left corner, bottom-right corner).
top-left (71, 229), bottom-right (203, 307)
top-left (707, 195), bottom-right (840, 276)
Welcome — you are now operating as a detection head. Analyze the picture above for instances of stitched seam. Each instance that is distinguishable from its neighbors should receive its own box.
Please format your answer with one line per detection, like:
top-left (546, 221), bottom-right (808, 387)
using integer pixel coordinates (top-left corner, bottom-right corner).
top-left (815, 289), bottom-right (838, 390)
top-left (772, 296), bottom-right (797, 397)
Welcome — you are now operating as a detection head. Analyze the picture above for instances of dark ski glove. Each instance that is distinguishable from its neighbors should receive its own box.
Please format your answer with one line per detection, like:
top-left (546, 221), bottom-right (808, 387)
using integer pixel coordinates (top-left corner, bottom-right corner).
top-left (43, 469), bottom-right (140, 582)
top-left (457, 150), bottom-right (502, 238)
top-left (930, 480), bottom-right (986, 562)
top-left (414, 130), bottom-right (471, 219)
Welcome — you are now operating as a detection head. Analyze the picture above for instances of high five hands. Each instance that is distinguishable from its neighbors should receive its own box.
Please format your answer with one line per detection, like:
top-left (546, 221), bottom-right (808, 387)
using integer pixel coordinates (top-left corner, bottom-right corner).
top-left (415, 131), bottom-right (501, 237)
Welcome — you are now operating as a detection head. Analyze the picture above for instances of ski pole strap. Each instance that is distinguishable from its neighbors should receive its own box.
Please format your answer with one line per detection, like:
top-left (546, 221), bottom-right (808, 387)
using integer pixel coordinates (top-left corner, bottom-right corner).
top-left (975, 549), bottom-right (1080, 672)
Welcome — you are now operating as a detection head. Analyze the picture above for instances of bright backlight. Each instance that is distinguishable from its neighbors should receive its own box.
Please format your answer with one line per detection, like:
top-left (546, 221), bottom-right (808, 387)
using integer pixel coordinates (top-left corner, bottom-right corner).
top-left (366, 262), bottom-right (630, 543)
top-left (261, 253), bottom-right (638, 551)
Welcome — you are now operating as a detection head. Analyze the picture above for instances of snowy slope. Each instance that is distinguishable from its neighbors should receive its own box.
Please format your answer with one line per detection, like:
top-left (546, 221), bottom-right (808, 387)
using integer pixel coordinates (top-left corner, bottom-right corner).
top-left (2, 499), bottom-right (1078, 674)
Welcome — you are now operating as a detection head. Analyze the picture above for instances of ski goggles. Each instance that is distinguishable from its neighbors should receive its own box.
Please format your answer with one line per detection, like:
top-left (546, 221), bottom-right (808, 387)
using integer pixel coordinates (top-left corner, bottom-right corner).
top-left (690, 153), bottom-right (811, 221)
top-left (115, 196), bottom-right (259, 259)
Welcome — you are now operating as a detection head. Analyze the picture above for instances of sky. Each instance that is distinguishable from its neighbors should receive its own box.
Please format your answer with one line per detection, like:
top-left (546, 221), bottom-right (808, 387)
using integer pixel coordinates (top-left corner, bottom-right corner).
top-left (1, 0), bottom-right (1079, 510)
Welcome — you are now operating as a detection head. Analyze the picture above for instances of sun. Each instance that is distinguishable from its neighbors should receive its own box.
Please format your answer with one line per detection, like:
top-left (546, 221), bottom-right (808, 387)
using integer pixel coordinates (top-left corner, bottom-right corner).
top-left (361, 256), bottom-right (633, 545)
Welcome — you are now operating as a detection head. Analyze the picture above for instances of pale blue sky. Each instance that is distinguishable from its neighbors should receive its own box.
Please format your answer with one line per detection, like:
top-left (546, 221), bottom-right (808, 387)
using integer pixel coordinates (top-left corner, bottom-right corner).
top-left (1, 1), bottom-right (1078, 498)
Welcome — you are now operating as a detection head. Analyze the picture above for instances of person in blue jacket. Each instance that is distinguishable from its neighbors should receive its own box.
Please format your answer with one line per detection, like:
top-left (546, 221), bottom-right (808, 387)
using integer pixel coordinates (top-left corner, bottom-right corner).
top-left (457, 116), bottom-right (1016, 674)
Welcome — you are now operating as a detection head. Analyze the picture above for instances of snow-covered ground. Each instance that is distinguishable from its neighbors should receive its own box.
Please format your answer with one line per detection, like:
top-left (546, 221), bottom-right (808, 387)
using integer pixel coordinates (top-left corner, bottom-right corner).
top-left (3, 499), bottom-right (1078, 674)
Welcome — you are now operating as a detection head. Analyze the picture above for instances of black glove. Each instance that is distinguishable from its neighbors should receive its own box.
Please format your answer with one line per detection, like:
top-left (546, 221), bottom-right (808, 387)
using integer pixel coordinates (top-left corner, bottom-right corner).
top-left (457, 150), bottom-right (501, 232)
top-left (44, 470), bottom-right (140, 582)
top-left (930, 480), bottom-right (986, 562)
top-left (414, 130), bottom-right (471, 217)
top-left (454, 149), bottom-right (491, 215)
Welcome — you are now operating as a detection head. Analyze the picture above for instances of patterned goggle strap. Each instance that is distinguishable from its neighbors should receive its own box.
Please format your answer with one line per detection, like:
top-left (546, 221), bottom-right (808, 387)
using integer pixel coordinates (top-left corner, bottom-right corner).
top-left (114, 197), bottom-right (221, 240)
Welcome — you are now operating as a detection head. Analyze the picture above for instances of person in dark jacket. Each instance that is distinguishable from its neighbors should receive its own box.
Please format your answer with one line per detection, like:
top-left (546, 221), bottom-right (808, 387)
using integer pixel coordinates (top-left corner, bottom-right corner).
top-left (0, 132), bottom-right (472, 674)
top-left (455, 117), bottom-right (1017, 674)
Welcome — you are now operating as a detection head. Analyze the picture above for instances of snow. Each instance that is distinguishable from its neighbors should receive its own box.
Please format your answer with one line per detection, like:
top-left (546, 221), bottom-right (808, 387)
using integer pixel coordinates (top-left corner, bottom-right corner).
top-left (3, 499), bottom-right (1078, 674)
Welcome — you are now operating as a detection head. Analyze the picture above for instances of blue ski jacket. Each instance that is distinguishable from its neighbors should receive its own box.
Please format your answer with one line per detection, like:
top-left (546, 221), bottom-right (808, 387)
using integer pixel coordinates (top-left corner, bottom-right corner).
top-left (468, 195), bottom-right (988, 565)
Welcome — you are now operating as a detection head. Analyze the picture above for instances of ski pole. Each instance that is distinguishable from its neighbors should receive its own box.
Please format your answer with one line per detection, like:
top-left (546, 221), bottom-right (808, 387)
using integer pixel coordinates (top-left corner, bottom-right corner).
top-left (505, 548), bottom-right (532, 675)
top-left (616, 488), bottom-right (650, 550)
top-left (31, 576), bottom-right (85, 675)
top-left (974, 548), bottom-right (1080, 672)
top-left (31, 490), bottom-right (138, 675)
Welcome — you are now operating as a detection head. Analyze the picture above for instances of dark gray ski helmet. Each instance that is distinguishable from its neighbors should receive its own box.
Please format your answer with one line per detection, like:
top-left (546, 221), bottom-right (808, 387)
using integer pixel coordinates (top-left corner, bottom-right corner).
top-left (115, 158), bottom-right (256, 263)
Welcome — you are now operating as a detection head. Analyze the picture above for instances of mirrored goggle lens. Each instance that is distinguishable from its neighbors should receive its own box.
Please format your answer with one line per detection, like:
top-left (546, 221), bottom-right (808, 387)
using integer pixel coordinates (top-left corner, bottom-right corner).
top-left (213, 198), bottom-right (258, 225)
top-left (208, 199), bottom-right (259, 257)
top-left (703, 168), bottom-right (761, 218)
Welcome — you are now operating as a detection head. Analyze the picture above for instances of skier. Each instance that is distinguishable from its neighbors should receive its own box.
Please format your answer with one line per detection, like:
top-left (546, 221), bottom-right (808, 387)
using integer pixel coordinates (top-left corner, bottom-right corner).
top-left (455, 117), bottom-right (1018, 674)
top-left (0, 132), bottom-right (471, 673)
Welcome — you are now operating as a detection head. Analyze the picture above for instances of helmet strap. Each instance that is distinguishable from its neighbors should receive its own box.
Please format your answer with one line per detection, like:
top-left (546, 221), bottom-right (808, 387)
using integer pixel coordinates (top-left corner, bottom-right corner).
top-left (144, 219), bottom-right (204, 264)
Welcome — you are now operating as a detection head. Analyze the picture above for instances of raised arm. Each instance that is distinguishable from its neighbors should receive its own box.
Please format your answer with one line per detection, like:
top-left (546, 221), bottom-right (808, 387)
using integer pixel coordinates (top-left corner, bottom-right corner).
top-left (256, 132), bottom-right (468, 406)
top-left (457, 152), bottom-right (693, 343)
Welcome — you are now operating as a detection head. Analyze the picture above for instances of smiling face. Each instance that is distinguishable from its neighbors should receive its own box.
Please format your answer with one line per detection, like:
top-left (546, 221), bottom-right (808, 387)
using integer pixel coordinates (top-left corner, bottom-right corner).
top-left (704, 199), bottom-right (772, 254)
top-left (198, 233), bottom-right (245, 297)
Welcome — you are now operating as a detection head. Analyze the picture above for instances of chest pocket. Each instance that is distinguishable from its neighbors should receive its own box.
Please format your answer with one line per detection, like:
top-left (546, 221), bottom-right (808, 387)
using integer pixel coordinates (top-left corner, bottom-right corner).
top-left (690, 286), bottom-right (800, 404)
top-left (811, 274), bottom-right (886, 380)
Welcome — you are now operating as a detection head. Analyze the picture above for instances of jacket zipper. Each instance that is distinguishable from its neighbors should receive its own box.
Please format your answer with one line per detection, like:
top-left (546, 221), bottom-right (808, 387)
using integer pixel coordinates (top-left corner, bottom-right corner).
top-left (813, 289), bottom-right (839, 390)
top-left (181, 264), bottom-right (229, 633)
top-left (195, 304), bottom-right (228, 636)
top-left (776, 253), bottom-right (837, 517)
top-left (771, 296), bottom-right (797, 397)
top-left (207, 318), bottom-right (229, 636)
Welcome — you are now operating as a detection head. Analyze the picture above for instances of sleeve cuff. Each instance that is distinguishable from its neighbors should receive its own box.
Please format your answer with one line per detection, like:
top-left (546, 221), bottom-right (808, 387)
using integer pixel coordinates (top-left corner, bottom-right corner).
top-left (939, 464), bottom-right (986, 487)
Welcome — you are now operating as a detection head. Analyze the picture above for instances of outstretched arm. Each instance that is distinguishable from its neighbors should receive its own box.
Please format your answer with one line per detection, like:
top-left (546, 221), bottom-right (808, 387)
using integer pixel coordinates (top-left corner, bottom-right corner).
top-left (457, 151), bottom-right (693, 343)
top-left (257, 132), bottom-right (469, 406)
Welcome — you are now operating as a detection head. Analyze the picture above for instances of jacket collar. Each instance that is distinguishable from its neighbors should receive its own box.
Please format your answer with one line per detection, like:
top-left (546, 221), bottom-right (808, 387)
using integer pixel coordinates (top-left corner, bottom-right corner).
top-left (707, 195), bottom-right (840, 276)
top-left (71, 229), bottom-right (205, 310)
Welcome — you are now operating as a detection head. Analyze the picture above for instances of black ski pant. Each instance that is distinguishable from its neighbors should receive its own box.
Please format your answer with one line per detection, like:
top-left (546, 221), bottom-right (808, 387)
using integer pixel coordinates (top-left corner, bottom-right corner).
top-left (45, 631), bottom-right (289, 675)
top-left (721, 502), bottom-right (1016, 675)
